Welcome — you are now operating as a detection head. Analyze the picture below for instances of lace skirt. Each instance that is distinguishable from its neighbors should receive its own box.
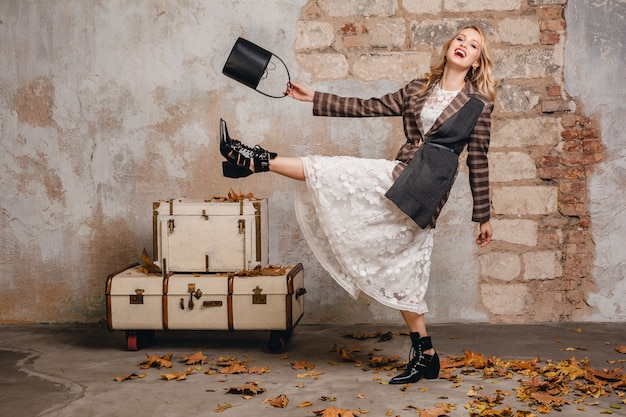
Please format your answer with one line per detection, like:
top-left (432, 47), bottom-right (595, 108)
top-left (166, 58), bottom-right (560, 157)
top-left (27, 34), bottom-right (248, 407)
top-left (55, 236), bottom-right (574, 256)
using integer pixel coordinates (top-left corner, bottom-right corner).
top-left (294, 156), bottom-right (434, 314)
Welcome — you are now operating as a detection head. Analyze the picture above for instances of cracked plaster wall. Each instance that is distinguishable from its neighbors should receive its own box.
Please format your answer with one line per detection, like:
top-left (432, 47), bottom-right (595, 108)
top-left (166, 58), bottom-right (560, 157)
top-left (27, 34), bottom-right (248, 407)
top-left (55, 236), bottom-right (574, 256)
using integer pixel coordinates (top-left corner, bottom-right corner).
top-left (0, 0), bottom-right (624, 325)
top-left (564, 0), bottom-right (626, 321)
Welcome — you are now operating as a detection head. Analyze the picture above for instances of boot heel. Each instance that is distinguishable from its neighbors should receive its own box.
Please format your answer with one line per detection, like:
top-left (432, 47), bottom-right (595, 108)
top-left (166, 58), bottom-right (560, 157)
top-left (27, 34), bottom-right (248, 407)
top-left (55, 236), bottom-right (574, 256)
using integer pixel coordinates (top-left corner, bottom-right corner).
top-left (222, 162), bottom-right (253, 178)
top-left (424, 352), bottom-right (440, 379)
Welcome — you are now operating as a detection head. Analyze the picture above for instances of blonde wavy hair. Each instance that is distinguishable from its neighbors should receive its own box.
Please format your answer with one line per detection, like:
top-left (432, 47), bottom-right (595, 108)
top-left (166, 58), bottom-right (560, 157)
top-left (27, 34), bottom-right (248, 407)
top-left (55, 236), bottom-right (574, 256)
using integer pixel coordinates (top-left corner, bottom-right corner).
top-left (422, 25), bottom-right (497, 101)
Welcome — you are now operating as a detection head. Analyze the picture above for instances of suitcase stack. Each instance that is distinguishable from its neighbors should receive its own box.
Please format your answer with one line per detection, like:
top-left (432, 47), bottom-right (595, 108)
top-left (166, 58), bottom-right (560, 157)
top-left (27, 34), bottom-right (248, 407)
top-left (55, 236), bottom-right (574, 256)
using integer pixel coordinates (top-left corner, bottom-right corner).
top-left (106, 197), bottom-right (305, 352)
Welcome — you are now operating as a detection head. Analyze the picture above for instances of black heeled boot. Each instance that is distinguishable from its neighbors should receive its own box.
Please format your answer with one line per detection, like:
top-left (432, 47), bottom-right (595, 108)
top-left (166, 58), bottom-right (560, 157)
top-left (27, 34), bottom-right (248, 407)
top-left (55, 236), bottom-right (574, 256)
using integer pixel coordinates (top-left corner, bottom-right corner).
top-left (389, 332), bottom-right (440, 384)
top-left (220, 119), bottom-right (277, 178)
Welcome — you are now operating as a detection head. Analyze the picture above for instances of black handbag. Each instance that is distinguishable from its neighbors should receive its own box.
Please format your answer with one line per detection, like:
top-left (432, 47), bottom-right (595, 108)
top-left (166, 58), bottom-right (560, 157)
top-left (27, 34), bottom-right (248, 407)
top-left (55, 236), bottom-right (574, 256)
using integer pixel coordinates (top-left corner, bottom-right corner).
top-left (222, 37), bottom-right (291, 98)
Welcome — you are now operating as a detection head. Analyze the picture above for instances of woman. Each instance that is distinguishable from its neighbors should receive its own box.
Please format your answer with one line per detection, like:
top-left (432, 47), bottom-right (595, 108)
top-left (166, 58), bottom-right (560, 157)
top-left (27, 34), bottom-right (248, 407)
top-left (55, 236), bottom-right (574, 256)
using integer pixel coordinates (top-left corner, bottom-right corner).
top-left (220, 25), bottom-right (496, 384)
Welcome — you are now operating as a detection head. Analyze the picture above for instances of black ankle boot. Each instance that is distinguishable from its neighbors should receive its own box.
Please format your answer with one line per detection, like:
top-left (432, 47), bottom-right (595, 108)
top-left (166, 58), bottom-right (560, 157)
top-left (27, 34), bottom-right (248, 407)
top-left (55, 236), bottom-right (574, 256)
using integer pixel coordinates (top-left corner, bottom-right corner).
top-left (220, 119), bottom-right (277, 178)
top-left (389, 332), bottom-right (440, 384)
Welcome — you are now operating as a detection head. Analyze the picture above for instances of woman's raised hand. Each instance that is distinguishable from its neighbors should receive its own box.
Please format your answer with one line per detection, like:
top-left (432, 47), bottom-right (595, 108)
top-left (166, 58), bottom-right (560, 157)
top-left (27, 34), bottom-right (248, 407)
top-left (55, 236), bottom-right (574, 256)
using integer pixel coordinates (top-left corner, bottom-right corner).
top-left (285, 82), bottom-right (315, 102)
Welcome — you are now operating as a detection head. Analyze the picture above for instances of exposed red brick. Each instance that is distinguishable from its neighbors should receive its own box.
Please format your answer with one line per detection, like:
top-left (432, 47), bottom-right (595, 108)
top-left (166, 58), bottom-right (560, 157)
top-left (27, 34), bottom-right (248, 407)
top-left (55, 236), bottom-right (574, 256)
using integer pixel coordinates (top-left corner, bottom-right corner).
top-left (559, 181), bottom-right (586, 194)
top-left (547, 85), bottom-right (561, 96)
top-left (560, 114), bottom-right (577, 127)
top-left (541, 19), bottom-right (566, 32)
top-left (582, 139), bottom-right (603, 152)
top-left (540, 155), bottom-right (561, 167)
top-left (581, 127), bottom-right (600, 139)
top-left (541, 6), bottom-right (564, 20)
top-left (579, 218), bottom-right (591, 229)
top-left (562, 141), bottom-right (582, 152)
top-left (562, 128), bottom-right (583, 140)
top-left (560, 203), bottom-right (587, 216)
top-left (561, 152), bottom-right (603, 166)
top-left (541, 32), bottom-right (560, 44)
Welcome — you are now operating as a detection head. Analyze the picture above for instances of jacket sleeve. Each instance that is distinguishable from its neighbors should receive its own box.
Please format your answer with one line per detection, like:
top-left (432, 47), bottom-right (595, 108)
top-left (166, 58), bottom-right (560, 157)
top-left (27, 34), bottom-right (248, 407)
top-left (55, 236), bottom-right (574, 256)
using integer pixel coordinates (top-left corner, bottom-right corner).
top-left (466, 100), bottom-right (494, 223)
top-left (312, 87), bottom-right (407, 117)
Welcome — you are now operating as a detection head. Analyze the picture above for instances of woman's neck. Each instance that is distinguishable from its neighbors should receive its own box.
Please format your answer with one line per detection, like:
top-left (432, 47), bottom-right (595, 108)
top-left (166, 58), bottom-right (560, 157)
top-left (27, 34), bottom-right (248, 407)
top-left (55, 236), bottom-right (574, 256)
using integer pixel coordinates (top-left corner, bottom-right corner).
top-left (439, 69), bottom-right (466, 91)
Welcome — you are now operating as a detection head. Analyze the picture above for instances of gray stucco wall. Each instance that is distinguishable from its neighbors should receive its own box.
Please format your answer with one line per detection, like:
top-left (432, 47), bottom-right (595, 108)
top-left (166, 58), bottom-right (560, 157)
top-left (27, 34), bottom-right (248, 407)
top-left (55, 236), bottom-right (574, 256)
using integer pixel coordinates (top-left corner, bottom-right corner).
top-left (564, 0), bottom-right (626, 320)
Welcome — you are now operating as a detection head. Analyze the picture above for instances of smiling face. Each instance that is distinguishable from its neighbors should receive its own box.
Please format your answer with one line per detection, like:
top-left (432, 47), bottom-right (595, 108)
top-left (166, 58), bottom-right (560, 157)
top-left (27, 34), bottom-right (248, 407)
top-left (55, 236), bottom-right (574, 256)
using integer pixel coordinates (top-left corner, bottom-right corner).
top-left (446, 28), bottom-right (483, 71)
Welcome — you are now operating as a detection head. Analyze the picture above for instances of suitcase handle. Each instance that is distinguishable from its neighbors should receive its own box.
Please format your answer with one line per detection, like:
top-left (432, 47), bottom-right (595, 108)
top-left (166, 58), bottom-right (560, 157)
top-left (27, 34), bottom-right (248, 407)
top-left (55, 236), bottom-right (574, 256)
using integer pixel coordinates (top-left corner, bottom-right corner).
top-left (295, 287), bottom-right (306, 300)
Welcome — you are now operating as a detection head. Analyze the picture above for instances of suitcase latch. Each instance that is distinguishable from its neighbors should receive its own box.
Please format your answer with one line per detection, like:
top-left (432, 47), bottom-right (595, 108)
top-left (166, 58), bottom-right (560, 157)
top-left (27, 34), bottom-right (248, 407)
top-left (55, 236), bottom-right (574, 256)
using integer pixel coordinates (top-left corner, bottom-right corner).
top-left (129, 289), bottom-right (144, 305)
top-left (168, 219), bottom-right (175, 234)
top-left (252, 286), bottom-right (266, 304)
top-left (185, 283), bottom-right (203, 310)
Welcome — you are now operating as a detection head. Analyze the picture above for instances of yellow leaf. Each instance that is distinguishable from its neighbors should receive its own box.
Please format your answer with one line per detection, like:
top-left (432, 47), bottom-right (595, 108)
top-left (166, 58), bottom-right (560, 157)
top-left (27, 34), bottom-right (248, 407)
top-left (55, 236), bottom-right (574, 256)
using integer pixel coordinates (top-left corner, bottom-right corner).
top-left (214, 402), bottom-right (233, 413)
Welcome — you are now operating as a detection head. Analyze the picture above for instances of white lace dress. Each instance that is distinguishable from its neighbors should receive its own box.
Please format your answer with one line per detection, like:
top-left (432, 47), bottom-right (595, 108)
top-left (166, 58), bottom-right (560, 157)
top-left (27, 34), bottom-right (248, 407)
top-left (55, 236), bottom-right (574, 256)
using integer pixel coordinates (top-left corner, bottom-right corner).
top-left (294, 85), bottom-right (460, 314)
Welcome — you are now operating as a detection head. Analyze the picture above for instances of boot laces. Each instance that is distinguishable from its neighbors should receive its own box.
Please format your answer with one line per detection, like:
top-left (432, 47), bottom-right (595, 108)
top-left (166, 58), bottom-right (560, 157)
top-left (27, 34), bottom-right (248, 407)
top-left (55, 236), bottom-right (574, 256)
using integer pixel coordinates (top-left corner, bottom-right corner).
top-left (230, 140), bottom-right (266, 158)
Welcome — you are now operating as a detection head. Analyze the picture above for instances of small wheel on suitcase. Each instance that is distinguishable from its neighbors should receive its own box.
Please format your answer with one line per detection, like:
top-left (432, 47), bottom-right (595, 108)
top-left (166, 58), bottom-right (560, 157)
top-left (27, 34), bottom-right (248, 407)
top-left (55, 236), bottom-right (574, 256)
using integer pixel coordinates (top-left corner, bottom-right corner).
top-left (265, 330), bottom-right (292, 354)
top-left (125, 330), bottom-right (155, 351)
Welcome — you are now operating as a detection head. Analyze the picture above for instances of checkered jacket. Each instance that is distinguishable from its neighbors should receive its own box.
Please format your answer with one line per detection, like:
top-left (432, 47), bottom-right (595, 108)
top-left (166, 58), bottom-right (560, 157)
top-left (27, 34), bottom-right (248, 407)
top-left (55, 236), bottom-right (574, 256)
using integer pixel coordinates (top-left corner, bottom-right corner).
top-left (313, 79), bottom-right (493, 227)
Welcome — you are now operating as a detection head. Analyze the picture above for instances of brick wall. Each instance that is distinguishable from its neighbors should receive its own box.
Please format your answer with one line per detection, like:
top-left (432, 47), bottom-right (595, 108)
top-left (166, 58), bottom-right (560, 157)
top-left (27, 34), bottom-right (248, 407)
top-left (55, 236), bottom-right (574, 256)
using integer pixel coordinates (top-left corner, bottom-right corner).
top-left (293, 0), bottom-right (601, 321)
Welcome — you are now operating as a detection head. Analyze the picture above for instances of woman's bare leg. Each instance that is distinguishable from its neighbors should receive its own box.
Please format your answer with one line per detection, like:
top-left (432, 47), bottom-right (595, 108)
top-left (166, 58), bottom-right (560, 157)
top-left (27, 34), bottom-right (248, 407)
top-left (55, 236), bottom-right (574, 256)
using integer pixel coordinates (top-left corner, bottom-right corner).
top-left (268, 156), bottom-right (306, 181)
top-left (400, 310), bottom-right (435, 354)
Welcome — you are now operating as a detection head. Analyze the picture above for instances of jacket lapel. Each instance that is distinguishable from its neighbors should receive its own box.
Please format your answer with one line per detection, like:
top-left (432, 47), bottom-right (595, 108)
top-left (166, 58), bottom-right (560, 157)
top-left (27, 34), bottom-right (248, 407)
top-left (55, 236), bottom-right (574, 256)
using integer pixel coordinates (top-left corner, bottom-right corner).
top-left (411, 82), bottom-right (435, 138)
top-left (426, 81), bottom-right (473, 137)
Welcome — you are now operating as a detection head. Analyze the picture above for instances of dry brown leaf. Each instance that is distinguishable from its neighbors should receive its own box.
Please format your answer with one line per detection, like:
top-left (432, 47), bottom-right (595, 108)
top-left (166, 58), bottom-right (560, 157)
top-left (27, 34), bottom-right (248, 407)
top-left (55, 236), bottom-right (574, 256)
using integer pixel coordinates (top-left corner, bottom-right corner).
top-left (292, 360), bottom-right (316, 370)
top-left (113, 372), bottom-right (147, 382)
top-left (139, 353), bottom-right (173, 369)
top-left (248, 365), bottom-right (271, 374)
top-left (138, 248), bottom-right (161, 274)
top-left (311, 406), bottom-right (362, 417)
top-left (226, 382), bottom-right (265, 396)
top-left (269, 394), bottom-right (289, 408)
top-left (368, 354), bottom-right (402, 368)
top-left (160, 366), bottom-right (195, 381)
top-left (530, 392), bottom-right (570, 407)
top-left (299, 401), bottom-right (314, 408)
top-left (181, 350), bottom-right (207, 365)
top-left (214, 402), bottom-right (233, 413)
top-left (344, 331), bottom-right (382, 340)
top-left (219, 363), bottom-right (248, 374)
top-left (418, 407), bottom-right (448, 417)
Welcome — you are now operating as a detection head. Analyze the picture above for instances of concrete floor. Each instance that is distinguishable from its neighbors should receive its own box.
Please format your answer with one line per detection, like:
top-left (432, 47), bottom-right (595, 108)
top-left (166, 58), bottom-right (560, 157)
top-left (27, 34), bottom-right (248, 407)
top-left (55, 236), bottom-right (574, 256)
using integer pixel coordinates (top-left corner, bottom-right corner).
top-left (1, 322), bottom-right (625, 417)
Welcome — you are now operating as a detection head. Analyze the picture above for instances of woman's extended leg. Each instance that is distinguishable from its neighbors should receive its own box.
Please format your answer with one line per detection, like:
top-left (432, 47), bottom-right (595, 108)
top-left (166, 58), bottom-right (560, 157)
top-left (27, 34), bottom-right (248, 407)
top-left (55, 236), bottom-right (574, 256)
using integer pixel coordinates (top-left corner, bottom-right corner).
top-left (269, 157), bottom-right (305, 181)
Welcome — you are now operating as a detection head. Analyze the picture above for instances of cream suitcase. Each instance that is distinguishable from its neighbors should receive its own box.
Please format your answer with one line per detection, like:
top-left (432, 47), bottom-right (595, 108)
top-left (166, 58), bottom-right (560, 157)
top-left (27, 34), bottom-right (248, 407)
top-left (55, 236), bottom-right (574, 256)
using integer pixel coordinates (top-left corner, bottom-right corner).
top-left (153, 197), bottom-right (269, 273)
top-left (105, 264), bottom-right (164, 350)
top-left (231, 263), bottom-right (305, 332)
top-left (106, 264), bottom-right (305, 352)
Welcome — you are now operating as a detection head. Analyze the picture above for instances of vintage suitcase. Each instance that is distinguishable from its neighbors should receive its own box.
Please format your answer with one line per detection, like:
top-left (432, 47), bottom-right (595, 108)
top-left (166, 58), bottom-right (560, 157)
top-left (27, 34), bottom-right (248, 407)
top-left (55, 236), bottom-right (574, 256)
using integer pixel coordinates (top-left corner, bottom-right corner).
top-left (106, 264), bottom-right (305, 352)
top-left (105, 264), bottom-right (164, 350)
top-left (153, 197), bottom-right (269, 273)
top-left (231, 263), bottom-right (305, 333)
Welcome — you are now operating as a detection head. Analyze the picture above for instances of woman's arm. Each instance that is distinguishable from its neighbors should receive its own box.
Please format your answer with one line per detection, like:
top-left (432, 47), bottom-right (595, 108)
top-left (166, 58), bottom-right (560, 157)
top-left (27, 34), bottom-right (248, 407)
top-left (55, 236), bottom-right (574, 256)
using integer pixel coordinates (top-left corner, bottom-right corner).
top-left (467, 100), bottom-right (494, 225)
top-left (286, 81), bottom-right (410, 118)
